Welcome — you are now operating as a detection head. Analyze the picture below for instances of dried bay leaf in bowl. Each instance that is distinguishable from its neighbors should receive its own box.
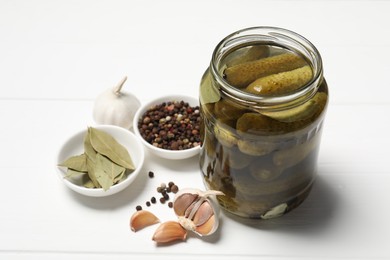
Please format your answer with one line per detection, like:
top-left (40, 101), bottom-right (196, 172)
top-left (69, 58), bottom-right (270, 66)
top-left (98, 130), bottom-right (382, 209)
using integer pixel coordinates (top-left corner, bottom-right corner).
top-left (58, 153), bottom-right (88, 173)
top-left (58, 126), bottom-right (135, 191)
top-left (94, 153), bottom-right (126, 191)
top-left (88, 127), bottom-right (135, 170)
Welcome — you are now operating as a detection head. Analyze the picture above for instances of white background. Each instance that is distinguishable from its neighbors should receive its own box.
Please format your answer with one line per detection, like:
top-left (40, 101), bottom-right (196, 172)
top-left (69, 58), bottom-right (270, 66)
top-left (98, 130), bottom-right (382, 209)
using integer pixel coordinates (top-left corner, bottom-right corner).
top-left (0, 0), bottom-right (389, 259)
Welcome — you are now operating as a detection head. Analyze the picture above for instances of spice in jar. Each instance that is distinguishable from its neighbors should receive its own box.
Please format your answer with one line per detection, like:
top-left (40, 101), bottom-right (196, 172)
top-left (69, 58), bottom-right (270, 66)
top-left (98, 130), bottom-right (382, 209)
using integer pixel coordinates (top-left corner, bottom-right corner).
top-left (137, 101), bottom-right (201, 150)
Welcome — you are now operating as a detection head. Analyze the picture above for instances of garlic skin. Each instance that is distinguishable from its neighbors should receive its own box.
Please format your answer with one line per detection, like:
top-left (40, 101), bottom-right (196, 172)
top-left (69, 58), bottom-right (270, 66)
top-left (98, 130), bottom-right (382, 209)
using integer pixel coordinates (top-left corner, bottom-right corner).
top-left (93, 76), bottom-right (141, 129)
top-left (173, 188), bottom-right (224, 237)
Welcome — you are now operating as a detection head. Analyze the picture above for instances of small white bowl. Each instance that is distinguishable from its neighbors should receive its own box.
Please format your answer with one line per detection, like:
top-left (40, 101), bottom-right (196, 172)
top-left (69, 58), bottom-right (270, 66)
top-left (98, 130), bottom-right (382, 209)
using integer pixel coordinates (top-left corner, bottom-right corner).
top-left (56, 125), bottom-right (144, 197)
top-left (133, 94), bottom-right (201, 160)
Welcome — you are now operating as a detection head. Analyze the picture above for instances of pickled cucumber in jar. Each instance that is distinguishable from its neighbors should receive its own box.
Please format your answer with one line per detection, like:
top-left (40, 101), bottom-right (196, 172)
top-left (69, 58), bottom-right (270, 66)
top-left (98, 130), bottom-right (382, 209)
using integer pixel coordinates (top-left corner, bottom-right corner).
top-left (199, 27), bottom-right (328, 219)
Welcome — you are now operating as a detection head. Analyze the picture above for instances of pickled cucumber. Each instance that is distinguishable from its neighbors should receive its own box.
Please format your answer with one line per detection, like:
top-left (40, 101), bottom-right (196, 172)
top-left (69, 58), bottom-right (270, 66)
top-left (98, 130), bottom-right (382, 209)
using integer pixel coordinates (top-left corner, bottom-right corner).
top-left (249, 159), bottom-right (283, 182)
top-left (224, 53), bottom-right (307, 88)
top-left (245, 66), bottom-right (313, 96)
top-left (213, 121), bottom-right (238, 148)
top-left (237, 139), bottom-right (277, 156)
top-left (225, 45), bottom-right (270, 67)
top-left (224, 146), bottom-right (255, 169)
top-left (273, 134), bottom-right (320, 168)
top-left (236, 112), bottom-right (287, 135)
top-left (214, 98), bottom-right (246, 121)
top-left (234, 164), bottom-right (312, 196)
top-left (261, 92), bottom-right (327, 123)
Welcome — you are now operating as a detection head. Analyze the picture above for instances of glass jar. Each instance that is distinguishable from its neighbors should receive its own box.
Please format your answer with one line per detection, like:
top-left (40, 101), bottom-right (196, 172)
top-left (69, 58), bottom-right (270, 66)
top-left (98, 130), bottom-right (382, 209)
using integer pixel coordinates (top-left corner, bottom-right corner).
top-left (199, 27), bottom-right (328, 219)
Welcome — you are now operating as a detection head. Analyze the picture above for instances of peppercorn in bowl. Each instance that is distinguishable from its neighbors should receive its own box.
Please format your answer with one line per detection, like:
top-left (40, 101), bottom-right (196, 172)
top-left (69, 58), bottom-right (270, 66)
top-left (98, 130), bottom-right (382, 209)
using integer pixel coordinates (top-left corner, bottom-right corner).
top-left (133, 94), bottom-right (201, 160)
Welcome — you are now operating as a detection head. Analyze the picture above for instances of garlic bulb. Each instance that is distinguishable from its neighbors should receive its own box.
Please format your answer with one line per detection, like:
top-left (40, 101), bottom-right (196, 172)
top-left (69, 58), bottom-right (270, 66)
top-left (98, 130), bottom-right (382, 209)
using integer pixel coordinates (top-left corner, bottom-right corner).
top-left (173, 188), bottom-right (224, 236)
top-left (93, 76), bottom-right (141, 129)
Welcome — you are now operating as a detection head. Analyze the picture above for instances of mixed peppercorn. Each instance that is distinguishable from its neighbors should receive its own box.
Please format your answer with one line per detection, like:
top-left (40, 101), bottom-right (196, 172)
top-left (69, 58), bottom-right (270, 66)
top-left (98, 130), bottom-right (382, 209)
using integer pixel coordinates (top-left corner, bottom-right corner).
top-left (135, 171), bottom-right (179, 211)
top-left (137, 101), bottom-right (201, 150)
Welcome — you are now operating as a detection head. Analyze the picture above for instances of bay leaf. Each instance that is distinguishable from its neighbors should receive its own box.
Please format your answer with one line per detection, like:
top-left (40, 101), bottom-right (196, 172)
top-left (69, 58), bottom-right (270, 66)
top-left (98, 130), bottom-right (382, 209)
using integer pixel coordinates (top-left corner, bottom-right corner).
top-left (64, 168), bottom-right (87, 179)
top-left (200, 70), bottom-right (221, 104)
top-left (113, 167), bottom-right (127, 184)
top-left (60, 127), bottom-right (133, 191)
top-left (84, 128), bottom-right (97, 163)
top-left (88, 127), bottom-right (134, 170)
top-left (86, 156), bottom-right (100, 188)
top-left (83, 175), bottom-right (96, 189)
top-left (83, 129), bottom-right (100, 188)
top-left (58, 153), bottom-right (88, 172)
top-left (94, 167), bottom-right (112, 191)
top-left (94, 153), bottom-right (125, 191)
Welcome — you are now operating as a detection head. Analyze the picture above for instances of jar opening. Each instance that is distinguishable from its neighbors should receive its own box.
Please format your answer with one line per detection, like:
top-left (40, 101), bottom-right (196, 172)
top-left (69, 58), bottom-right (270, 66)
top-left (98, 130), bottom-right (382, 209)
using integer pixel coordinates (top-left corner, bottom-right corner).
top-left (210, 27), bottom-right (323, 110)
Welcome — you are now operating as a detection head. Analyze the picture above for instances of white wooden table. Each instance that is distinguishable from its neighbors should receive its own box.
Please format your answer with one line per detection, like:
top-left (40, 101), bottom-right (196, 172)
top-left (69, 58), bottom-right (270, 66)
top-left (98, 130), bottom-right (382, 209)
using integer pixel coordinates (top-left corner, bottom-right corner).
top-left (1, 1), bottom-right (389, 259)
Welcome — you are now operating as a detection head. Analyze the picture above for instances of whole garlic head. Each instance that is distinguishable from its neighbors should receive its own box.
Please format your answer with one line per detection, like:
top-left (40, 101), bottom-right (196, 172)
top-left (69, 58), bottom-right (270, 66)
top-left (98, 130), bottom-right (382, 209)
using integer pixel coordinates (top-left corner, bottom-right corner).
top-left (173, 188), bottom-right (224, 237)
top-left (93, 76), bottom-right (141, 129)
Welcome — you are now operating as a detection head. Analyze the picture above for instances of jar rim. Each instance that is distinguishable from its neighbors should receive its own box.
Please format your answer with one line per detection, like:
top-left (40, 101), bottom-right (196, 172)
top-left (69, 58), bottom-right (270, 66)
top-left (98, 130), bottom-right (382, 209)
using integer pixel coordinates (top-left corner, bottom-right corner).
top-left (210, 26), bottom-right (323, 109)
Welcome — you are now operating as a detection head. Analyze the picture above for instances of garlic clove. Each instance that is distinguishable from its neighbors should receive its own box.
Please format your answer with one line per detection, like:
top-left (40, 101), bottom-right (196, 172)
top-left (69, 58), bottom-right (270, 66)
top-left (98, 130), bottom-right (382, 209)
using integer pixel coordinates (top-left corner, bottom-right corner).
top-left (152, 221), bottom-right (187, 243)
top-left (130, 210), bottom-right (160, 232)
top-left (173, 188), bottom-right (224, 237)
top-left (261, 203), bottom-right (288, 219)
top-left (173, 193), bottom-right (198, 217)
top-left (195, 214), bottom-right (216, 236)
top-left (173, 188), bottom-right (224, 217)
top-left (183, 197), bottom-right (200, 219)
top-left (192, 201), bottom-right (214, 227)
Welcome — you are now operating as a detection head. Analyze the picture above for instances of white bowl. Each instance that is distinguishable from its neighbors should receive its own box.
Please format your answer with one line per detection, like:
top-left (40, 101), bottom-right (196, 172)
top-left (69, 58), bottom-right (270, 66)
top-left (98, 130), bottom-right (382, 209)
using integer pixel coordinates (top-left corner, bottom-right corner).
top-left (56, 125), bottom-right (144, 197)
top-left (133, 94), bottom-right (201, 160)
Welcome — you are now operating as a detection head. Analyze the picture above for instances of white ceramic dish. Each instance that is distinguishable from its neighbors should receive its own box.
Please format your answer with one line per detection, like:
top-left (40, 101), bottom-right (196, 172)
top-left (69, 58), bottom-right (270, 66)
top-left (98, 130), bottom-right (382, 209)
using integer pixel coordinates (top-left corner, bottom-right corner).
top-left (56, 125), bottom-right (144, 197)
top-left (133, 94), bottom-right (201, 160)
